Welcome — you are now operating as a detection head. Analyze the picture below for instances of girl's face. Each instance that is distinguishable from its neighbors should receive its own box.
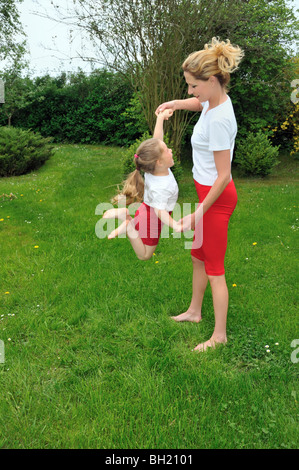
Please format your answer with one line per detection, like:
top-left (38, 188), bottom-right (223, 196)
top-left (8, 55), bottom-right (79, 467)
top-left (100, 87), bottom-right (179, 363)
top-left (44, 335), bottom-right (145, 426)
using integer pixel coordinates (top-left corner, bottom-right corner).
top-left (184, 71), bottom-right (212, 102)
top-left (159, 141), bottom-right (174, 168)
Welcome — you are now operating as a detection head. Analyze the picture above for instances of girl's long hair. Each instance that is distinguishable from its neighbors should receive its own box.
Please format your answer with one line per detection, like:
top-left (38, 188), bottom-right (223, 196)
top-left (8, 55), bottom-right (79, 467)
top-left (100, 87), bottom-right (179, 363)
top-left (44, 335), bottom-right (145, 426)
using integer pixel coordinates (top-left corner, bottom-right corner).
top-left (111, 138), bottom-right (162, 205)
top-left (182, 37), bottom-right (244, 91)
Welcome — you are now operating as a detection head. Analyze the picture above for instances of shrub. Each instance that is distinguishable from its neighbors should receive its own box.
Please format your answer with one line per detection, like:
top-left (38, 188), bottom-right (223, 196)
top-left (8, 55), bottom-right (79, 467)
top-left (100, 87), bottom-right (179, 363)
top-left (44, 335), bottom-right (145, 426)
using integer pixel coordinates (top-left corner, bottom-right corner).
top-left (121, 131), bottom-right (183, 184)
top-left (270, 101), bottom-right (299, 158)
top-left (0, 127), bottom-right (54, 177)
top-left (234, 131), bottom-right (280, 177)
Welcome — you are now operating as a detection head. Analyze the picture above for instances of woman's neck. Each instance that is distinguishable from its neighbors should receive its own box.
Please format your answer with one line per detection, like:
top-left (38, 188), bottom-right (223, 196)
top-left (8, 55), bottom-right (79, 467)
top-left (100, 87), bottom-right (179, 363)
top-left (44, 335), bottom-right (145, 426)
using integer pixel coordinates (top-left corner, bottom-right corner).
top-left (208, 88), bottom-right (227, 110)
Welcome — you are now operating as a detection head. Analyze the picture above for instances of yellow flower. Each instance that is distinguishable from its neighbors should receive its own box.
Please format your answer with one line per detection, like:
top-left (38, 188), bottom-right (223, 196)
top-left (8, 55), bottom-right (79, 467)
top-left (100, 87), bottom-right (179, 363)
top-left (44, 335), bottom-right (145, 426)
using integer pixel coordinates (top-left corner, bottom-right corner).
top-left (232, 283), bottom-right (237, 287)
top-left (0, 219), bottom-right (4, 222)
top-left (34, 245), bottom-right (39, 249)
top-left (252, 242), bottom-right (257, 245)
top-left (5, 292), bottom-right (10, 295)
top-left (155, 261), bottom-right (159, 264)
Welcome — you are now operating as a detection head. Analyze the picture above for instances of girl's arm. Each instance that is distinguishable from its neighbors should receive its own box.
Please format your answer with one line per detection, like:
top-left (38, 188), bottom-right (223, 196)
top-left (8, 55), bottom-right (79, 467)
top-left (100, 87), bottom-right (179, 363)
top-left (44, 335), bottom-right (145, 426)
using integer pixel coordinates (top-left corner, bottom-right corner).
top-left (154, 208), bottom-right (181, 232)
top-left (155, 98), bottom-right (203, 115)
top-left (153, 109), bottom-right (173, 141)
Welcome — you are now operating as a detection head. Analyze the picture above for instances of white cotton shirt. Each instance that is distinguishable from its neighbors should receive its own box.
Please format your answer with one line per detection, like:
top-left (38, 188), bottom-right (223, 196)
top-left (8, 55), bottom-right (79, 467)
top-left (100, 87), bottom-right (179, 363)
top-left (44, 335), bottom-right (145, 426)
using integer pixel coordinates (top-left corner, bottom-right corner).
top-left (191, 96), bottom-right (237, 186)
top-left (143, 169), bottom-right (179, 212)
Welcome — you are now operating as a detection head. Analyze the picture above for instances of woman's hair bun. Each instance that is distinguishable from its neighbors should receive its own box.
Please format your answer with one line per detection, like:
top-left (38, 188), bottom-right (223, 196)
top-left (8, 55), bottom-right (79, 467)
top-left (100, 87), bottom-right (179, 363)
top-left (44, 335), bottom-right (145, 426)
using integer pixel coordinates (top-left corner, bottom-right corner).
top-left (205, 37), bottom-right (244, 74)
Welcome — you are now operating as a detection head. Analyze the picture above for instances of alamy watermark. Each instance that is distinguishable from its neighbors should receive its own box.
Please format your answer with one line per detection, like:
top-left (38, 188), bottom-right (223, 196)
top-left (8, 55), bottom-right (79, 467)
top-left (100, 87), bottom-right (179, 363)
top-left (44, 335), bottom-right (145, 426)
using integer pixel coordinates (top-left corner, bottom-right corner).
top-left (291, 79), bottom-right (299, 104)
top-left (291, 339), bottom-right (299, 364)
top-left (0, 340), bottom-right (4, 364)
top-left (0, 79), bottom-right (4, 104)
top-left (95, 202), bottom-right (203, 249)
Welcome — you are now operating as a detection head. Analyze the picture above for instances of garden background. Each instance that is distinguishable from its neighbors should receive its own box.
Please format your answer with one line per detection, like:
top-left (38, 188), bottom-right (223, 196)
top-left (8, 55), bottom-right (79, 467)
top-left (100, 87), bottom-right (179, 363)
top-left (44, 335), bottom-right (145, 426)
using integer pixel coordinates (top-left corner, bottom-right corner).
top-left (0, 0), bottom-right (298, 450)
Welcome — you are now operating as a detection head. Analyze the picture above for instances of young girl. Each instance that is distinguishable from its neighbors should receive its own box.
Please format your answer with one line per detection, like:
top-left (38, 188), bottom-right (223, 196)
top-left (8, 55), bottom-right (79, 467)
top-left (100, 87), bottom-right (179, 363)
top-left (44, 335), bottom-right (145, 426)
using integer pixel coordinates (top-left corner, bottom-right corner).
top-left (103, 109), bottom-right (181, 260)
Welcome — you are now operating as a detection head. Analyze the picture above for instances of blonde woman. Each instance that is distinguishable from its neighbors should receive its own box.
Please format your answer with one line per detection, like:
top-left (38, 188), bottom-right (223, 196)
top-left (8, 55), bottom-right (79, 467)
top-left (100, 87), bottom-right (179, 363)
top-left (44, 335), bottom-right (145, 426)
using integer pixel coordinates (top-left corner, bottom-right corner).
top-left (156, 37), bottom-right (244, 352)
top-left (103, 109), bottom-right (181, 260)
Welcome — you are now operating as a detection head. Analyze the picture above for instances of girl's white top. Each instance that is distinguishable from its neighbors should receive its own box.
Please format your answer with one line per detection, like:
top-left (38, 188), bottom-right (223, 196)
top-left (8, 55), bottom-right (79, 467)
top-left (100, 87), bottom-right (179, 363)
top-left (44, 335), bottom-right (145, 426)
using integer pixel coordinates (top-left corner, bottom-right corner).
top-left (144, 169), bottom-right (178, 212)
top-left (191, 96), bottom-right (237, 186)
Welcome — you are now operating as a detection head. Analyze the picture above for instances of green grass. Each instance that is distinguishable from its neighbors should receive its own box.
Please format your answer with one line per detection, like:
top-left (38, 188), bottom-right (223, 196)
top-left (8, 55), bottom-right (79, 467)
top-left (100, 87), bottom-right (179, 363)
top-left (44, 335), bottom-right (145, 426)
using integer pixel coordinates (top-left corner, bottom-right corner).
top-left (0, 144), bottom-right (298, 449)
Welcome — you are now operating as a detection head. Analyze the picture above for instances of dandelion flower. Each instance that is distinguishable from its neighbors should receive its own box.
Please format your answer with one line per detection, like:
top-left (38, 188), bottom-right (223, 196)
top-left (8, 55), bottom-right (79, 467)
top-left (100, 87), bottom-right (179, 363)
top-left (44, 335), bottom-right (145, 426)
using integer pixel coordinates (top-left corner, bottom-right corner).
top-left (34, 245), bottom-right (39, 249)
top-left (0, 219), bottom-right (4, 222)
top-left (252, 242), bottom-right (257, 245)
top-left (4, 292), bottom-right (10, 295)
top-left (232, 283), bottom-right (237, 287)
top-left (155, 261), bottom-right (159, 264)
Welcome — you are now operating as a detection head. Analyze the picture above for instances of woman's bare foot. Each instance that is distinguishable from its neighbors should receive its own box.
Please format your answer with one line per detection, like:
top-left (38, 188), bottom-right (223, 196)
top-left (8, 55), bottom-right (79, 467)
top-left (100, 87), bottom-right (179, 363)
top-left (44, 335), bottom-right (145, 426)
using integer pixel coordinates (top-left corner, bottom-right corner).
top-left (171, 310), bottom-right (202, 323)
top-left (193, 336), bottom-right (227, 352)
top-left (103, 208), bottom-right (129, 221)
top-left (108, 219), bottom-right (129, 239)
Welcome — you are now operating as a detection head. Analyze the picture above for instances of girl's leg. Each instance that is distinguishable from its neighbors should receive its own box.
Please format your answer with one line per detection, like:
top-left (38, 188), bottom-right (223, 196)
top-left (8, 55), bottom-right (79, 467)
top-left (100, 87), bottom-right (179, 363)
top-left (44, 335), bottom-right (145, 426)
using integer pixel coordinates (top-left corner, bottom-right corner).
top-left (193, 274), bottom-right (228, 351)
top-left (103, 207), bottom-right (129, 221)
top-left (105, 214), bottom-right (157, 261)
top-left (172, 256), bottom-right (208, 322)
top-left (126, 221), bottom-right (157, 260)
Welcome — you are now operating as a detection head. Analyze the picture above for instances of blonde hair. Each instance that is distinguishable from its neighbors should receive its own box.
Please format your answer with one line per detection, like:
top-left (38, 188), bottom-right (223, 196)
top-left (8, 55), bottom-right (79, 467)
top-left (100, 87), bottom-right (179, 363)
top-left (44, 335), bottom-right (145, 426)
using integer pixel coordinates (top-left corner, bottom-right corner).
top-left (112, 138), bottom-right (163, 205)
top-left (182, 37), bottom-right (244, 90)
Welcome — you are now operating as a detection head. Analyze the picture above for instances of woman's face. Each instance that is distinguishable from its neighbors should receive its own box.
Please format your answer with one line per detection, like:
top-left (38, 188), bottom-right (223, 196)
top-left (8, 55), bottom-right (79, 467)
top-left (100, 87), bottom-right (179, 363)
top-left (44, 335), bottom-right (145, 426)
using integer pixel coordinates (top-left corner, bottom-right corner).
top-left (184, 71), bottom-right (212, 102)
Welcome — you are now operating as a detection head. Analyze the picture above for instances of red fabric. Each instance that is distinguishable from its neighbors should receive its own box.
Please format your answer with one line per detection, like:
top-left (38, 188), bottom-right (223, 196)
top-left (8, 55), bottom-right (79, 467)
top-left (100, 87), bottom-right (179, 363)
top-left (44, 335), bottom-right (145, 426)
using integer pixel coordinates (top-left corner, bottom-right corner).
top-left (134, 203), bottom-right (163, 246)
top-left (191, 179), bottom-right (237, 276)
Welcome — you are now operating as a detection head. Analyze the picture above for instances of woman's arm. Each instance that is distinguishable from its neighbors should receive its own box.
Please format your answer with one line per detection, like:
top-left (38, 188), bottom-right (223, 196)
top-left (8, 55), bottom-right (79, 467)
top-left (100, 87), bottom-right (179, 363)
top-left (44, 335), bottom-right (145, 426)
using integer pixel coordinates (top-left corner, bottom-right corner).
top-left (155, 98), bottom-right (203, 115)
top-left (200, 149), bottom-right (231, 215)
top-left (179, 150), bottom-right (231, 231)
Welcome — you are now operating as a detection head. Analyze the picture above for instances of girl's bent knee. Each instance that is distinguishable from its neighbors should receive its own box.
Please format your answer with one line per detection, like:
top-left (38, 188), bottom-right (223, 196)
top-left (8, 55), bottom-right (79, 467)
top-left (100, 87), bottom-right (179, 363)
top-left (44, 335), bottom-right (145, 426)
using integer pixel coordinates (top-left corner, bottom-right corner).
top-left (137, 252), bottom-right (153, 261)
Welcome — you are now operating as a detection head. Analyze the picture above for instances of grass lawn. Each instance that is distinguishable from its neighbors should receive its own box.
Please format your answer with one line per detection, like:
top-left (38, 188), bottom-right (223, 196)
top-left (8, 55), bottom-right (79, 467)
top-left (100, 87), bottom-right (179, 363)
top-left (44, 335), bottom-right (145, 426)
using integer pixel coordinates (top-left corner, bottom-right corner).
top-left (0, 144), bottom-right (298, 449)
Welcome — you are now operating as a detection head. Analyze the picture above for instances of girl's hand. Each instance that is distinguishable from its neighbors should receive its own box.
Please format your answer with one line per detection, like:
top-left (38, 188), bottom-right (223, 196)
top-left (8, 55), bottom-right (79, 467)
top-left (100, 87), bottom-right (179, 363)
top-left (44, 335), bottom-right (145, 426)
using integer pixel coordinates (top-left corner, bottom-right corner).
top-left (155, 100), bottom-right (176, 116)
top-left (158, 108), bottom-right (173, 120)
top-left (176, 214), bottom-right (193, 232)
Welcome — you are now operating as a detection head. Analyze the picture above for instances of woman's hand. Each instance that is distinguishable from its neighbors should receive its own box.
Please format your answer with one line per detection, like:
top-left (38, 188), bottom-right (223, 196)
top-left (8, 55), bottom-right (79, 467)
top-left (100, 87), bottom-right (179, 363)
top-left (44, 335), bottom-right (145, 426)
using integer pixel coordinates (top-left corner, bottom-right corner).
top-left (174, 214), bottom-right (194, 233)
top-left (155, 100), bottom-right (176, 116)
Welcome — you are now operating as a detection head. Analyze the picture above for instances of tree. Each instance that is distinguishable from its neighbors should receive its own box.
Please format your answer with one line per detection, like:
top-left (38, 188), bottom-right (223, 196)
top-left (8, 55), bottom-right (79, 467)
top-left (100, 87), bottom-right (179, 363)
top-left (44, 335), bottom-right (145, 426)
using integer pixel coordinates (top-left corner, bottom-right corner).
top-left (24, 0), bottom-right (299, 156)
top-left (0, 0), bottom-right (27, 68)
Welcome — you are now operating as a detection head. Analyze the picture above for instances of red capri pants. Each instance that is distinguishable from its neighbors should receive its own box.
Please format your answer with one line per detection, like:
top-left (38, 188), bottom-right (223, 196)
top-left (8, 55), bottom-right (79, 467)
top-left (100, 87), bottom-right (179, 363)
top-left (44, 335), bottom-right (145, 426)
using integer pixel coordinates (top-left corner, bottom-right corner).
top-left (191, 179), bottom-right (237, 276)
top-left (134, 203), bottom-right (171, 246)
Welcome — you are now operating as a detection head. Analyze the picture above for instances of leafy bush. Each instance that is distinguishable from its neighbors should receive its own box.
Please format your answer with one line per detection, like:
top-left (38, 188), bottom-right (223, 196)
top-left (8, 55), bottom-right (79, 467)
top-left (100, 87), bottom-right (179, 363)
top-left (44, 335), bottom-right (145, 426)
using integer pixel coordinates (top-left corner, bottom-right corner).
top-left (7, 70), bottom-right (138, 147)
top-left (0, 127), bottom-right (54, 177)
top-left (234, 131), bottom-right (280, 177)
top-left (121, 131), bottom-right (183, 184)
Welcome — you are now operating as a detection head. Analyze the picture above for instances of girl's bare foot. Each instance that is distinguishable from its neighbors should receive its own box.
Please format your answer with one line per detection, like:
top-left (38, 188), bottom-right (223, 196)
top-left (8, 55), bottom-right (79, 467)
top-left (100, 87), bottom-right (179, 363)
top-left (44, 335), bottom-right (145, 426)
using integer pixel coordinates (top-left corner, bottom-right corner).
top-left (171, 310), bottom-right (202, 323)
top-left (103, 208), bottom-right (129, 221)
top-left (108, 219), bottom-right (129, 239)
top-left (193, 336), bottom-right (227, 352)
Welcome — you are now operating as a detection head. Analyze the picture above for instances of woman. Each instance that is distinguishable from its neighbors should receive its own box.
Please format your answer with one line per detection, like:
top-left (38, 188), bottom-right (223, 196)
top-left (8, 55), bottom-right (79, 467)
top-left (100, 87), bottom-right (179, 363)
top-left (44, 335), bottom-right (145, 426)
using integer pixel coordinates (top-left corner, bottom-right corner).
top-left (156, 37), bottom-right (244, 352)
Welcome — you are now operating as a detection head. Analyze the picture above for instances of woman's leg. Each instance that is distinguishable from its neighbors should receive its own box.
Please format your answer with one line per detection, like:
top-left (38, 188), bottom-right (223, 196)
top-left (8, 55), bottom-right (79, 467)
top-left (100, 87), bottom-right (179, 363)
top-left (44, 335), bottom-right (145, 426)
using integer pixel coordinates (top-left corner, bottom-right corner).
top-left (172, 256), bottom-right (208, 322)
top-left (193, 274), bottom-right (228, 351)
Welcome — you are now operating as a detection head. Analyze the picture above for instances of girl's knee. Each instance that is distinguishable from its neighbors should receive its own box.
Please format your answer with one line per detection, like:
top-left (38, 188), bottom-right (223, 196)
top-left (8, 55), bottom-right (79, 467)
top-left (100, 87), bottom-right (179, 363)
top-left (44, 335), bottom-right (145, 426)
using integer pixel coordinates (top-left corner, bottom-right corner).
top-left (137, 253), bottom-right (152, 261)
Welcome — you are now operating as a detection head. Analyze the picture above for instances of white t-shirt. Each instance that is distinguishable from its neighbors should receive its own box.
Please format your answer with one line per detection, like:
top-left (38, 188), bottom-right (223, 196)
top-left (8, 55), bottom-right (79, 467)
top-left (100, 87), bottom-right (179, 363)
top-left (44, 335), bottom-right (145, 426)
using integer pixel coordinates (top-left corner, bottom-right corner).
top-left (191, 96), bottom-right (237, 185)
top-left (143, 169), bottom-right (178, 212)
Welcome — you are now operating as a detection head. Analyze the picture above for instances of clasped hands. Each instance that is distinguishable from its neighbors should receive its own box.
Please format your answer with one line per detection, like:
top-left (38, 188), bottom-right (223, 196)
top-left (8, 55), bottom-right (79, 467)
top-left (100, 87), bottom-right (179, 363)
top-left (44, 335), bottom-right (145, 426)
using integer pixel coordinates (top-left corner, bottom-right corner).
top-left (172, 213), bottom-right (194, 233)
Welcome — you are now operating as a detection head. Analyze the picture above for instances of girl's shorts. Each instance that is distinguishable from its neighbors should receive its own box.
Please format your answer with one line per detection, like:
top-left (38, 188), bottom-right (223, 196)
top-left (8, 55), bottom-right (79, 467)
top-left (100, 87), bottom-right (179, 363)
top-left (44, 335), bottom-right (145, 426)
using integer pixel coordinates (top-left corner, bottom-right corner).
top-left (191, 179), bottom-right (237, 276)
top-left (134, 203), bottom-right (165, 246)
